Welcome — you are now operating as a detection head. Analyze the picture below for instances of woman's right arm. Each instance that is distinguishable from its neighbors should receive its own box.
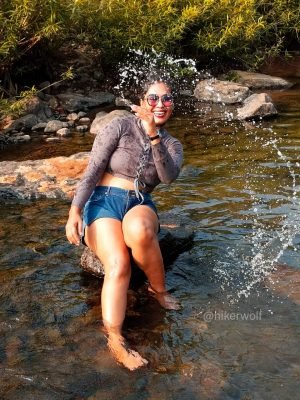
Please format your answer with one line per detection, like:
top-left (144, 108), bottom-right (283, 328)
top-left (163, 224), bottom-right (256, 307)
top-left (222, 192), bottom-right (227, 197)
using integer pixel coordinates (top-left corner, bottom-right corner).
top-left (65, 119), bottom-right (122, 245)
top-left (66, 205), bottom-right (83, 246)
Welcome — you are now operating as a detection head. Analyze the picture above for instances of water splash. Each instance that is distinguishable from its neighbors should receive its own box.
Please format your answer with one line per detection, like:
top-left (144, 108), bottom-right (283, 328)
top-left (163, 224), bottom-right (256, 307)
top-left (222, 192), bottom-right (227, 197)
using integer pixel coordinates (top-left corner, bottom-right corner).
top-left (113, 48), bottom-right (208, 102)
top-left (213, 126), bottom-right (300, 302)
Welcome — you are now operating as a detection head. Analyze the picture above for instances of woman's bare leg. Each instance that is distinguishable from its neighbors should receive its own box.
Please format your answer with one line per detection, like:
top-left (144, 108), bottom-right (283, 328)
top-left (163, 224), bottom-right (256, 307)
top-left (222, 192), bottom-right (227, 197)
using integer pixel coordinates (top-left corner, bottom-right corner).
top-left (85, 218), bottom-right (148, 370)
top-left (122, 206), bottom-right (180, 310)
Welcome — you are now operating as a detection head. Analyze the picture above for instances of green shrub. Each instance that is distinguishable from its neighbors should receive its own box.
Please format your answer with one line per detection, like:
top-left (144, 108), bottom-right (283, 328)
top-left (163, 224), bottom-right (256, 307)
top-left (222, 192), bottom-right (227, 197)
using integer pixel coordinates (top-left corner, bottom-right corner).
top-left (191, 0), bottom-right (300, 68)
top-left (0, 0), bottom-right (299, 77)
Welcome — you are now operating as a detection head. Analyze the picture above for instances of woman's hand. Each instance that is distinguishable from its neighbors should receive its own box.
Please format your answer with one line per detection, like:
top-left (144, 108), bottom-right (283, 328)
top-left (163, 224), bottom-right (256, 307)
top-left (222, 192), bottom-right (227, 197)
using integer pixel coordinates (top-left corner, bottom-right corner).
top-left (65, 206), bottom-right (82, 246)
top-left (131, 104), bottom-right (156, 136)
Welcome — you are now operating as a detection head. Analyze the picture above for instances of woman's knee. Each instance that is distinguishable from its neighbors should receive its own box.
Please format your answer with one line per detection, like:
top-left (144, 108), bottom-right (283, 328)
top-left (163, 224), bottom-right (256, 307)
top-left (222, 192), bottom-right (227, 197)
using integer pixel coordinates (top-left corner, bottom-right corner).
top-left (124, 218), bottom-right (156, 247)
top-left (104, 253), bottom-right (131, 280)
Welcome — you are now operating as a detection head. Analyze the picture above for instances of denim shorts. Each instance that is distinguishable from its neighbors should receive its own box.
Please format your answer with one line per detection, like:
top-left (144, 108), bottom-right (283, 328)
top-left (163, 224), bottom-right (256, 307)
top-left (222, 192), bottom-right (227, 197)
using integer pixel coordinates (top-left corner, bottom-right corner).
top-left (82, 186), bottom-right (158, 245)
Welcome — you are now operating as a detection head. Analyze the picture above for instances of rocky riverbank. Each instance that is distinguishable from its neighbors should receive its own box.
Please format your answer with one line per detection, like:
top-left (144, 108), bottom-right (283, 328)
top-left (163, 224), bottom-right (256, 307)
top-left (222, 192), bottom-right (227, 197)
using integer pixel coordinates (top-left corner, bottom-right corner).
top-left (0, 69), bottom-right (295, 151)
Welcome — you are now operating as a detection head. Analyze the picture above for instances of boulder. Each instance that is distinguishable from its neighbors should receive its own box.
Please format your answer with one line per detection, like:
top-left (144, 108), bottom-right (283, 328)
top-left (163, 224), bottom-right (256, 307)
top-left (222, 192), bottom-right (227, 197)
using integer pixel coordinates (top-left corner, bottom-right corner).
top-left (24, 96), bottom-right (53, 121)
top-left (231, 70), bottom-right (294, 89)
top-left (237, 93), bottom-right (278, 120)
top-left (90, 109), bottom-right (131, 134)
top-left (194, 79), bottom-right (250, 104)
top-left (3, 114), bottom-right (39, 133)
top-left (0, 152), bottom-right (88, 201)
top-left (57, 92), bottom-right (115, 113)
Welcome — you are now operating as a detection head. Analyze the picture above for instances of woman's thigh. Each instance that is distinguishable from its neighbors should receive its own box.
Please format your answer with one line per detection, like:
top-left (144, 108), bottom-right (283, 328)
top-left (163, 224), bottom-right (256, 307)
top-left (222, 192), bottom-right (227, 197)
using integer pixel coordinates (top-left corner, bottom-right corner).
top-left (85, 217), bottom-right (130, 272)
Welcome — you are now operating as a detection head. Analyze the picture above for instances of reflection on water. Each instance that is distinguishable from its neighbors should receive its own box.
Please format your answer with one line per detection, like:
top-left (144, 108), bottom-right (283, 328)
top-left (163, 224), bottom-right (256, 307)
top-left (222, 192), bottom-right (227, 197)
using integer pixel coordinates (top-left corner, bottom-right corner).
top-left (1, 88), bottom-right (300, 399)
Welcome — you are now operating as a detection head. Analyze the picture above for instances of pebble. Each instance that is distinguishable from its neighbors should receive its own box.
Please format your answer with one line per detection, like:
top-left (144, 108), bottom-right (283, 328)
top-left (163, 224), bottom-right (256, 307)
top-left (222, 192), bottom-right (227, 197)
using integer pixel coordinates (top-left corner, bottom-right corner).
top-left (79, 117), bottom-right (91, 124)
top-left (76, 125), bottom-right (89, 133)
top-left (57, 128), bottom-right (71, 137)
top-left (45, 137), bottom-right (60, 142)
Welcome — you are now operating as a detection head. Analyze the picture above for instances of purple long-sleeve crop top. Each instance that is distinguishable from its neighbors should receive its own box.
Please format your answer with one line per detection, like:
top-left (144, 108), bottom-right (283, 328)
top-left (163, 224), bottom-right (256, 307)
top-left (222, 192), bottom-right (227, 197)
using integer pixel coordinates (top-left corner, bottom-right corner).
top-left (72, 113), bottom-right (183, 209)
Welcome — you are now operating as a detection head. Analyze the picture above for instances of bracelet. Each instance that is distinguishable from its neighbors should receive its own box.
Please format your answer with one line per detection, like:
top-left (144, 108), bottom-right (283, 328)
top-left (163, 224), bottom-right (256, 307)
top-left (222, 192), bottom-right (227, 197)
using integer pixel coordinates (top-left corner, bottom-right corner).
top-left (149, 134), bottom-right (160, 141)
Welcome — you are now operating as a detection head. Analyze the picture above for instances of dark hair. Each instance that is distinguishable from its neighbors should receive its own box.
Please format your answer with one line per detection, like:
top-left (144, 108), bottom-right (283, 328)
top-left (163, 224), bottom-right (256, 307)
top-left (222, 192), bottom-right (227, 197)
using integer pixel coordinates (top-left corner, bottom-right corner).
top-left (137, 72), bottom-right (173, 99)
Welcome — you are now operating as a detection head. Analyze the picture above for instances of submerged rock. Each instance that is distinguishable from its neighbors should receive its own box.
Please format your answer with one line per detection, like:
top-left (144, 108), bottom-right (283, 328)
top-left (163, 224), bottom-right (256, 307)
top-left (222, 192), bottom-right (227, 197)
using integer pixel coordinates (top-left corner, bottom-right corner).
top-left (265, 264), bottom-right (300, 305)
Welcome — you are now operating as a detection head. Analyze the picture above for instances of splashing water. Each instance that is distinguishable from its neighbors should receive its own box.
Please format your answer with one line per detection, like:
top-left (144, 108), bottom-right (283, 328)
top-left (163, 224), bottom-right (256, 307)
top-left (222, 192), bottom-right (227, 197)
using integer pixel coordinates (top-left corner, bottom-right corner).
top-left (213, 126), bottom-right (300, 302)
top-left (113, 48), bottom-right (209, 102)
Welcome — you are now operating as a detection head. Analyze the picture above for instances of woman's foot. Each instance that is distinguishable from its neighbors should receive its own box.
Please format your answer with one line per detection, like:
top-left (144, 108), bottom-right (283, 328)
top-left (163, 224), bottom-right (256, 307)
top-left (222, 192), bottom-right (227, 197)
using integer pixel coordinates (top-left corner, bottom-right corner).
top-left (107, 333), bottom-right (148, 371)
top-left (148, 285), bottom-right (181, 310)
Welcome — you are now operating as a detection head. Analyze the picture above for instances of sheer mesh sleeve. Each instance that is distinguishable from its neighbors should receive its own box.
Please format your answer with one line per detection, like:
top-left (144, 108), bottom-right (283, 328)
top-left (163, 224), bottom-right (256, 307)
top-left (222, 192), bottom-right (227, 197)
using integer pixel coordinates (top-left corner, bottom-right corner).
top-left (71, 120), bottom-right (122, 209)
top-left (151, 136), bottom-right (183, 184)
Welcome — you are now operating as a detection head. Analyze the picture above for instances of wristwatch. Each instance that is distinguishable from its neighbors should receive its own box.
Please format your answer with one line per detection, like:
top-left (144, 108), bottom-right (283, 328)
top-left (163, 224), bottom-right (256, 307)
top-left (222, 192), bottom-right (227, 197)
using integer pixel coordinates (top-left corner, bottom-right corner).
top-left (149, 129), bottom-right (161, 141)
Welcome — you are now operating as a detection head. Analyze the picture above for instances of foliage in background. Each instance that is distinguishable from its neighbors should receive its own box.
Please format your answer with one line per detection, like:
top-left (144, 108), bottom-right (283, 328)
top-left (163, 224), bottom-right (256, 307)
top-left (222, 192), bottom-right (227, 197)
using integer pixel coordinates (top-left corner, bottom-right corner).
top-left (0, 68), bottom-right (73, 119)
top-left (0, 0), bottom-right (299, 78)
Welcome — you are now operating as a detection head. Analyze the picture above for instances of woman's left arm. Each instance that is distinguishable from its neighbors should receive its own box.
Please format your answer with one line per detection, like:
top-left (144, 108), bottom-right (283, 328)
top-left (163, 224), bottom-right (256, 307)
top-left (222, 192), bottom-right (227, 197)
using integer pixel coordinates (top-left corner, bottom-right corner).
top-left (151, 136), bottom-right (183, 184)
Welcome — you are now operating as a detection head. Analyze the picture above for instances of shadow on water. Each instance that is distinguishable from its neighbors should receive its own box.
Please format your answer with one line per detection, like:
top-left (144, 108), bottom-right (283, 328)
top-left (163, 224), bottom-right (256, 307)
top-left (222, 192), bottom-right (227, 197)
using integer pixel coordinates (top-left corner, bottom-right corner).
top-left (1, 87), bottom-right (300, 399)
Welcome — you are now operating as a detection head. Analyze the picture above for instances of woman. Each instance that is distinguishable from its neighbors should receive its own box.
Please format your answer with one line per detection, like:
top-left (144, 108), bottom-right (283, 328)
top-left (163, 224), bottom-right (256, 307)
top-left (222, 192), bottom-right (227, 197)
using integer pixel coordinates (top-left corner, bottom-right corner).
top-left (66, 75), bottom-right (183, 370)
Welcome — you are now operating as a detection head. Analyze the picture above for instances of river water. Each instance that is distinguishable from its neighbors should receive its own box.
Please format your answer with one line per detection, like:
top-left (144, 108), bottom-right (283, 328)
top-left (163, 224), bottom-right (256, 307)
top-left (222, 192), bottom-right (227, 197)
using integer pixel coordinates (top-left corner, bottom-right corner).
top-left (1, 86), bottom-right (300, 399)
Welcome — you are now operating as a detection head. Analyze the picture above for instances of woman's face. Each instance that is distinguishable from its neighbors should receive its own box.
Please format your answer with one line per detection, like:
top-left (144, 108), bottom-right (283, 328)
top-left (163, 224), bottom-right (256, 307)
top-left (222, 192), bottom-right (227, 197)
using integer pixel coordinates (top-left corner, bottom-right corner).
top-left (140, 82), bottom-right (173, 126)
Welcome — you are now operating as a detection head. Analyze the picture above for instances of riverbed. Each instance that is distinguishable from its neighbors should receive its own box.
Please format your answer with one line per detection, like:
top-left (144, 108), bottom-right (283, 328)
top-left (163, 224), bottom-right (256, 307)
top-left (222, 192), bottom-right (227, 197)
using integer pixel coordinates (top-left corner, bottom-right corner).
top-left (1, 86), bottom-right (300, 399)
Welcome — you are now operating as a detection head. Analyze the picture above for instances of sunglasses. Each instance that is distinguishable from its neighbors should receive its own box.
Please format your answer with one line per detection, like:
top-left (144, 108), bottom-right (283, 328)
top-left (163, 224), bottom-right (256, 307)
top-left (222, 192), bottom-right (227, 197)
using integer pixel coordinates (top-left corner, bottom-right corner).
top-left (146, 94), bottom-right (174, 108)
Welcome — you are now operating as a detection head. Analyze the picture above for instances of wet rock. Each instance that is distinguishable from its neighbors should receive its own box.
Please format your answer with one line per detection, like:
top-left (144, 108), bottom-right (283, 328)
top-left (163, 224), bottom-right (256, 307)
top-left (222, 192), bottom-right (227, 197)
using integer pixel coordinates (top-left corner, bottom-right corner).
top-left (79, 117), bottom-right (91, 125)
top-left (67, 121), bottom-right (75, 128)
top-left (237, 93), bottom-right (278, 120)
top-left (48, 96), bottom-right (60, 109)
top-left (14, 134), bottom-right (31, 143)
top-left (76, 125), bottom-right (88, 133)
top-left (80, 224), bottom-right (195, 278)
top-left (67, 112), bottom-right (78, 121)
top-left (23, 96), bottom-right (53, 121)
top-left (44, 120), bottom-right (68, 133)
top-left (115, 97), bottom-right (132, 107)
top-left (77, 111), bottom-right (87, 118)
top-left (3, 114), bottom-right (39, 133)
top-left (57, 92), bottom-right (115, 113)
top-left (56, 128), bottom-right (71, 137)
top-left (90, 109), bottom-right (131, 135)
top-left (45, 137), bottom-right (61, 142)
top-left (0, 152), bottom-right (88, 201)
top-left (31, 122), bottom-right (47, 131)
top-left (194, 79), bottom-right (250, 104)
top-left (231, 70), bottom-right (294, 89)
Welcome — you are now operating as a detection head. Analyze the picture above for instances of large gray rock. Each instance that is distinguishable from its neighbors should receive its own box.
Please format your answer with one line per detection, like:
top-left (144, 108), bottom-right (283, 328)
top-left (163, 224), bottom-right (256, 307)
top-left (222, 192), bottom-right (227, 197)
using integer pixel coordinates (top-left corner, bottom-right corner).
top-left (237, 93), bottom-right (278, 120)
top-left (57, 92), bottom-right (115, 112)
top-left (194, 79), bottom-right (250, 104)
top-left (231, 70), bottom-right (294, 90)
top-left (90, 109), bottom-right (131, 134)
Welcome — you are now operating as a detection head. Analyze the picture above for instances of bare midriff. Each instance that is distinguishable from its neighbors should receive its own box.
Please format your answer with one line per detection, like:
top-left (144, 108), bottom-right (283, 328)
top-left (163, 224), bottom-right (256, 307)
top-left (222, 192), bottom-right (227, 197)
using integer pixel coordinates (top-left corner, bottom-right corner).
top-left (96, 172), bottom-right (135, 190)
